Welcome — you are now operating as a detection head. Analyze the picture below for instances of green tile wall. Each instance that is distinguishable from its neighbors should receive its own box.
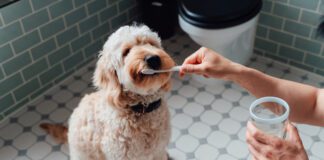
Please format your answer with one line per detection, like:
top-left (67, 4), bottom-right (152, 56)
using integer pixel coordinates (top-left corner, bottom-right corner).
top-left (255, 0), bottom-right (324, 76)
top-left (0, 0), bottom-right (139, 120)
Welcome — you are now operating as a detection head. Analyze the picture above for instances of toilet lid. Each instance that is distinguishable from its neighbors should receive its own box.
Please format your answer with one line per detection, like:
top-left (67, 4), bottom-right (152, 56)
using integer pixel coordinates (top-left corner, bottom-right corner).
top-left (179, 0), bottom-right (262, 29)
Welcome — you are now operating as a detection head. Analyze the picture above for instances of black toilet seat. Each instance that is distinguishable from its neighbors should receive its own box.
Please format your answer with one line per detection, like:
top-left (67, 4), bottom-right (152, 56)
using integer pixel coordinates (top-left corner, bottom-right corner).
top-left (179, 0), bottom-right (262, 29)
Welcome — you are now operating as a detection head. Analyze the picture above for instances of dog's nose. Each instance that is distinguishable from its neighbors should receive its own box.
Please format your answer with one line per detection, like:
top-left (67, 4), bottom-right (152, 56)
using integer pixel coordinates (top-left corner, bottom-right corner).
top-left (145, 55), bottom-right (161, 70)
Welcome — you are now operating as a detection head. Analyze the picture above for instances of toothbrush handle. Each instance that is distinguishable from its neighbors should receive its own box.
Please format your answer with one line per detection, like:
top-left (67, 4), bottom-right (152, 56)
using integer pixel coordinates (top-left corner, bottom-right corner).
top-left (170, 66), bottom-right (181, 72)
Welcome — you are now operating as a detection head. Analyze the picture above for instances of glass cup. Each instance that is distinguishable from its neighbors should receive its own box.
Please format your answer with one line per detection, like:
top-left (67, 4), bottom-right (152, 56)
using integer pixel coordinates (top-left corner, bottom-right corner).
top-left (249, 97), bottom-right (290, 138)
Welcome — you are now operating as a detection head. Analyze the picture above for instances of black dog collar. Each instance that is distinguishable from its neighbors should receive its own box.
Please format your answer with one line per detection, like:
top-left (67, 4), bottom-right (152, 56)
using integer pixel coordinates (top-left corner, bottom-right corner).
top-left (131, 99), bottom-right (162, 114)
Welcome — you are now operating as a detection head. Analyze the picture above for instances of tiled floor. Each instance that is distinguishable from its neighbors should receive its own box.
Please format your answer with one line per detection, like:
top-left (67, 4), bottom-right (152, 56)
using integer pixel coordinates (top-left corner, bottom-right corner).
top-left (1, 32), bottom-right (324, 160)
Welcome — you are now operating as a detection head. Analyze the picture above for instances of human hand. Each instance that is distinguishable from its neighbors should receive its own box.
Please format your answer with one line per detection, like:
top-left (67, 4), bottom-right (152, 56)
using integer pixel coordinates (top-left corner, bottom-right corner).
top-left (246, 121), bottom-right (308, 160)
top-left (179, 47), bottom-right (243, 80)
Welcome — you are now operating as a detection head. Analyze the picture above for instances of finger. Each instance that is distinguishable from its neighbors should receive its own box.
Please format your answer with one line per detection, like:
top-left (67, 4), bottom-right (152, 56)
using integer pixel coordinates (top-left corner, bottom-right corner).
top-left (179, 70), bottom-right (185, 77)
top-left (246, 130), bottom-right (266, 151)
top-left (252, 156), bottom-right (259, 160)
top-left (181, 64), bottom-right (205, 74)
top-left (248, 145), bottom-right (267, 160)
top-left (182, 47), bottom-right (207, 65)
top-left (203, 74), bottom-right (209, 78)
top-left (247, 121), bottom-right (284, 148)
top-left (286, 122), bottom-right (303, 145)
top-left (247, 121), bottom-right (270, 145)
top-left (182, 51), bottom-right (200, 65)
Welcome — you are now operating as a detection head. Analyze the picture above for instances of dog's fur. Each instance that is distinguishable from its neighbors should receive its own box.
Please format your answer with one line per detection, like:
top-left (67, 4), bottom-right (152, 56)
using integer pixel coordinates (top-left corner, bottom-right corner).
top-left (41, 25), bottom-right (175, 160)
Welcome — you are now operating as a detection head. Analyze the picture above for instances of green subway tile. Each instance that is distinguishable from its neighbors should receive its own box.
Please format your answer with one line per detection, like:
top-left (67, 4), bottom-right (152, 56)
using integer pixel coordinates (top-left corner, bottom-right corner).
top-left (40, 18), bottom-right (65, 39)
top-left (76, 56), bottom-right (94, 69)
top-left (0, 94), bottom-right (14, 113)
top-left (289, 61), bottom-right (314, 72)
top-left (56, 26), bottom-right (79, 46)
top-left (278, 46), bottom-right (304, 61)
top-left (31, 38), bottom-right (56, 60)
top-left (305, 54), bottom-right (324, 68)
top-left (49, 45), bottom-right (71, 65)
top-left (92, 21), bottom-right (110, 40)
top-left (49, 0), bottom-right (73, 19)
top-left (13, 78), bottom-right (40, 101)
top-left (268, 29), bottom-right (293, 45)
top-left (255, 38), bottom-right (278, 53)
top-left (0, 69), bottom-right (3, 80)
top-left (0, 73), bottom-right (23, 96)
top-left (4, 98), bottom-right (29, 116)
top-left (3, 51), bottom-right (31, 75)
top-left (0, 44), bottom-right (14, 63)
top-left (108, 0), bottom-right (119, 5)
top-left (273, 3), bottom-right (300, 20)
top-left (54, 69), bottom-right (74, 84)
top-left (261, 0), bottom-right (272, 13)
top-left (22, 58), bottom-right (49, 80)
top-left (311, 28), bottom-right (324, 42)
top-left (1, 0), bottom-right (32, 24)
top-left (71, 33), bottom-right (91, 52)
top-left (119, 0), bottom-right (135, 12)
top-left (294, 37), bottom-right (321, 54)
top-left (100, 5), bottom-right (118, 22)
top-left (84, 40), bottom-right (103, 58)
top-left (74, 0), bottom-right (88, 7)
top-left (31, 0), bottom-right (57, 10)
top-left (277, 0), bottom-right (288, 3)
top-left (65, 7), bottom-right (87, 26)
top-left (87, 0), bottom-right (107, 15)
top-left (112, 13), bottom-right (128, 29)
top-left (128, 6), bottom-right (139, 20)
top-left (0, 16), bottom-right (3, 27)
top-left (315, 69), bottom-right (324, 77)
top-left (12, 30), bottom-right (41, 54)
top-left (63, 51), bottom-right (84, 71)
top-left (290, 0), bottom-right (319, 10)
top-left (284, 20), bottom-right (311, 37)
top-left (79, 15), bottom-right (99, 33)
top-left (321, 1), bottom-right (324, 13)
top-left (264, 53), bottom-right (288, 63)
top-left (31, 82), bottom-right (53, 99)
top-left (259, 13), bottom-right (283, 29)
top-left (300, 10), bottom-right (321, 26)
top-left (22, 9), bottom-right (49, 32)
top-left (0, 22), bottom-right (23, 45)
top-left (40, 64), bottom-right (63, 85)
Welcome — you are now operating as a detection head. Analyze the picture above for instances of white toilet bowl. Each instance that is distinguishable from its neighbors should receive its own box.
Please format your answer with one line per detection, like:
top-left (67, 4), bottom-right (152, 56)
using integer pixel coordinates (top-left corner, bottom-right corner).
top-left (178, 0), bottom-right (262, 86)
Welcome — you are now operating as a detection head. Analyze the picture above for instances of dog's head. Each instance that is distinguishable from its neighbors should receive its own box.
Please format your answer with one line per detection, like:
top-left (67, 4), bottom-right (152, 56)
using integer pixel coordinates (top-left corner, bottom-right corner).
top-left (93, 25), bottom-right (175, 95)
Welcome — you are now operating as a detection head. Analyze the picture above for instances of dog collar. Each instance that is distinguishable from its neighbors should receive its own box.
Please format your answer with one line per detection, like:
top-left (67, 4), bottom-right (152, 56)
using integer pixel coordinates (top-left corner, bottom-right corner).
top-left (131, 99), bottom-right (162, 114)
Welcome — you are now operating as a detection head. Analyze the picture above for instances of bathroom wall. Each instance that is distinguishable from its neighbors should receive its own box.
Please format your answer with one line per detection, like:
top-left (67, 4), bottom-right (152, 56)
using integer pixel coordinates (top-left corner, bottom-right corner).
top-left (254, 0), bottom-right (324, 75)
top-left (0, 0), bottom-right (139, 120)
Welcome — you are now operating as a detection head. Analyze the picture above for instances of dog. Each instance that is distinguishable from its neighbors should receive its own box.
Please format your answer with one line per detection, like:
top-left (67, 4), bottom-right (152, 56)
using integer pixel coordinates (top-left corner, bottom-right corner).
top-left (41, 25), bottom-right (175, 160)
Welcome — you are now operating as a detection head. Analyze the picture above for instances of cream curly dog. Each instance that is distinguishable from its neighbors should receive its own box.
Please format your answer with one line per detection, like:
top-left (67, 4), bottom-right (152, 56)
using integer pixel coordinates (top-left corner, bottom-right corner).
top-left (41, 25), bottom-right (175, 160)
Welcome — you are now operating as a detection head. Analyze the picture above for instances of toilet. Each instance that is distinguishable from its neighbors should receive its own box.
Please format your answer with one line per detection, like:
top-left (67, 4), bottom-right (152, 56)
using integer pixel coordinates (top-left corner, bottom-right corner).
top-left (179, 0), bottom-right (262, 85)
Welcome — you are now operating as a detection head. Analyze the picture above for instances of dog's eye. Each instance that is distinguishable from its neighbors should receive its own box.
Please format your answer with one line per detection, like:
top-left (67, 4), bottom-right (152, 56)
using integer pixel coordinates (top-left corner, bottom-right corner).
top-left (123, 48), bottom-right (130, 57)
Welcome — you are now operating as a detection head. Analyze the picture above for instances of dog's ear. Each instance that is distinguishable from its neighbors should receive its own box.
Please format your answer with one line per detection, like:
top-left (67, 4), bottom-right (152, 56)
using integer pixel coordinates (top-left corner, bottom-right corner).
top-left (93, 55), bottom-right (120, 90)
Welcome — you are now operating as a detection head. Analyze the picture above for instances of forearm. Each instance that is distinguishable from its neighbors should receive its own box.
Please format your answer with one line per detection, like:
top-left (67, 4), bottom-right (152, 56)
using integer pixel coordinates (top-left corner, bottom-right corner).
top-left (229, 65), bottom-right (323, 126)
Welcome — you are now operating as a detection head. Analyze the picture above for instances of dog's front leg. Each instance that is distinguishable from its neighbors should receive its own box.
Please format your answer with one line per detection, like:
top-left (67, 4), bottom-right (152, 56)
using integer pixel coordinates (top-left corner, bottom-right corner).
top-left (153, 150), bottom-right (168, 160)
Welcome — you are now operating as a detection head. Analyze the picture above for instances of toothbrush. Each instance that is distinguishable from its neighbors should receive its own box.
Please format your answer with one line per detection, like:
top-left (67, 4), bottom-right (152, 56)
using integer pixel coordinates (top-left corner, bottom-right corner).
top-left (141, 66), bottom-right (181, 75)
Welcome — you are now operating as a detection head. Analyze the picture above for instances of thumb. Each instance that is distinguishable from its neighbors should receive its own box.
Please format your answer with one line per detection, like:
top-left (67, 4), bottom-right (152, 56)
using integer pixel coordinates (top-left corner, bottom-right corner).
top-left (286, 122), bottom-right (302, 144)
top-left (181, 64), bottom-right (205, 74)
